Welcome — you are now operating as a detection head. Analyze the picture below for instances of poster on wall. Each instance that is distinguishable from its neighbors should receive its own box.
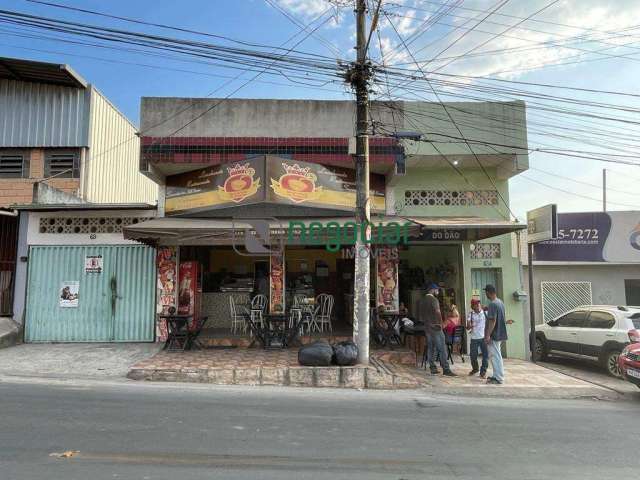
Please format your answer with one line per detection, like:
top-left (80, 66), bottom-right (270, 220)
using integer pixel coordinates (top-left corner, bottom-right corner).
top-left (178, 261), bottom-right (199, 316)
top-left (269, 251), bottom-right (285, 314)
top-left (376, 247), bottom-right (399, 313)
top-left (59, 281), bottom-right (79, 308)
top-left (84, 255), bottom-right (103, 274)
top-left (156, 247), bottom-right (177, 342)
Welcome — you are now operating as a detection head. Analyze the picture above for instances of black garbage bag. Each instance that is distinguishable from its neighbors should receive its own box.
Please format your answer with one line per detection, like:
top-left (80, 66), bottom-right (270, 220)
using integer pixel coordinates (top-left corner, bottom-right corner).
top-left (298, 340), bottom-right (333, 366)
top-left (332, 341), bottom-right (359, 366)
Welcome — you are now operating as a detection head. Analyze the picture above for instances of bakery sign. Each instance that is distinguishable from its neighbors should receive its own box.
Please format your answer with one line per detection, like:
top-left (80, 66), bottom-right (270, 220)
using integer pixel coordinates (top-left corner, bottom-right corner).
top-left (164, 155), bottom-right (385, 215)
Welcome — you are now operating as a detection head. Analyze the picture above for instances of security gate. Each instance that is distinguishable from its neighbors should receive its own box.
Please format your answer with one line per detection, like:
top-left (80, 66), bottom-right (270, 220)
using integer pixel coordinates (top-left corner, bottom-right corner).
top-left (25, 245), bottom-right (155, 342)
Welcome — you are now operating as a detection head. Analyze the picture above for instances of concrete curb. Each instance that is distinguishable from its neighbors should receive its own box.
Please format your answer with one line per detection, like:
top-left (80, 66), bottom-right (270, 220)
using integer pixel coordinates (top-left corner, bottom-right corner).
top-left (127, 364), bottom-right (424, 390)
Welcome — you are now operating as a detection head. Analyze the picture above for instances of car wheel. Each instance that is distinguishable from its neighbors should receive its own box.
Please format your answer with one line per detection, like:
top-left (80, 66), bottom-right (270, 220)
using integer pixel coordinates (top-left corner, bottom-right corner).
top-left (602, 350), bottom-right (622, 378)
top-left (535, 337), bottom-right (548, 361)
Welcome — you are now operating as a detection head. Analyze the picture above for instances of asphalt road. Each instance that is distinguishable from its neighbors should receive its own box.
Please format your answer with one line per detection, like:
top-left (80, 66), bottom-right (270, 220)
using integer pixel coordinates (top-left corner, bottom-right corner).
top-left (1, 379), bottom-right (639, 480)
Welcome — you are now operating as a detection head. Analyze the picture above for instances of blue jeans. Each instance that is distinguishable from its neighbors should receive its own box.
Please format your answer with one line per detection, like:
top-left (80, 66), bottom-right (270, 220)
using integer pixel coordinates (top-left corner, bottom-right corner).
top-left (427, 330), bottom-right (450, 371)
top-left (469, 338), bottom-right (488, 374)
top-left (488, 340), bottom-right (504, 382)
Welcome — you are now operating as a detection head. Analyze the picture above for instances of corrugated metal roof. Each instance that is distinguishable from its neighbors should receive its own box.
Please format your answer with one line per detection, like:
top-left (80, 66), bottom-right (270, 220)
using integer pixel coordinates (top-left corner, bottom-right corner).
top-left (0, 56), bottom-right (87, 88)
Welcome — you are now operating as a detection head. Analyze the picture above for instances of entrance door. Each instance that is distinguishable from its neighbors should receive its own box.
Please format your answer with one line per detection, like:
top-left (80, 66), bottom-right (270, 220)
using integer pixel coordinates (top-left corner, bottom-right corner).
top-left (25, 245), bottom-right (155, 342)
top-left (471, 268), bottom-right (502, 305)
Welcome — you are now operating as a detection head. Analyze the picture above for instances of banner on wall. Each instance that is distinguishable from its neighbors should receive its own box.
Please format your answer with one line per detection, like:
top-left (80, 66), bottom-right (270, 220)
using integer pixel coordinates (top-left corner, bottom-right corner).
top-left (533, 211), bottom-right (640, 263)
top-left (157, 247), bottom-right (177, 312)
top-left (269, 251), bottom-right (285, 314)
top-left (376, 247), bottom-right (399, 313)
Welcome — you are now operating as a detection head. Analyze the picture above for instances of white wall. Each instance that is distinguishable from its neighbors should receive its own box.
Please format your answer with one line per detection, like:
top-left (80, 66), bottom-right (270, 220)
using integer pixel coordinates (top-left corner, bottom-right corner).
top-left (84, 88), bottom-right (158, 204)
top-left (27, 210), bottom-right (155, 246)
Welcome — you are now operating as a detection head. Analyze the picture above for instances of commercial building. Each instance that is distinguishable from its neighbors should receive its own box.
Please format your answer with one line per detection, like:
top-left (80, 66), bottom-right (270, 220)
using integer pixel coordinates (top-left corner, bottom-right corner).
top-left (523, 211), bottom-right (640, 324)
top-left (0, 56), bottom-right (157, 341)
top-left (126, 98), bottom-right (531, 358)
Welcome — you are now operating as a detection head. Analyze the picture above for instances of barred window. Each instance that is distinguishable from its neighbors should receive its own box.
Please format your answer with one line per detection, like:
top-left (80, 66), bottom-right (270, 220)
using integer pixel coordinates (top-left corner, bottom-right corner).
top-left (403, 190), bottom-right (498, 207)
top-left (471, 243), bottom-right (501, 259)
top-left (38, 217), bottom-right (153, 234)
top-left (44, 150), bottom-right (80, 178)
top-left (0, 151), bottom-right (28, 178)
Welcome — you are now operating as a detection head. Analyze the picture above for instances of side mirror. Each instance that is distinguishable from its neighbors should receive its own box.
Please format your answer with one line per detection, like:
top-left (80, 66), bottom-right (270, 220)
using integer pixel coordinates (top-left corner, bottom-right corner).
top-left (547, 320), bottom-right (558, 327)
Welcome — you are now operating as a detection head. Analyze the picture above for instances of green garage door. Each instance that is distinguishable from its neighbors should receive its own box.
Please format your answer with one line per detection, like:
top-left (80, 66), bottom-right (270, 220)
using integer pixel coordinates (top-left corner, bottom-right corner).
top-left (25, 245), bottom-right (155, 342)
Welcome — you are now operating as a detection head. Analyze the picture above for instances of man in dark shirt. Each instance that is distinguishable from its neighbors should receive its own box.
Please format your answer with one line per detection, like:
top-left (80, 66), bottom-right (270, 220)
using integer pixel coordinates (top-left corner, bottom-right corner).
top-left (484, 284), bottom-right (508, 384)
top-left (418, 283), bottom-right (456, 376)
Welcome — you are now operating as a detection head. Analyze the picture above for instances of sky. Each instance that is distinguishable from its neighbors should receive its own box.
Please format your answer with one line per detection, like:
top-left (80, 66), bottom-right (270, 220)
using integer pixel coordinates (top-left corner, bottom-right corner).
top-left (2, 0), bottom-right (640, 220)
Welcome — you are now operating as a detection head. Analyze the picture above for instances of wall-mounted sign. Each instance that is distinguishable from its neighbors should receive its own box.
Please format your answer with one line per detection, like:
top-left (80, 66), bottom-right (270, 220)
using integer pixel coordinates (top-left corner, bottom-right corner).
top-left (84, 255), bottom-right (103, 274)
top-left (59, 281), bottom-right (79, 308)
top-left (164, 155), bottom-right (385, 215)
top-left (421, 229), bottom-right (466, 241)
top-left (534, 211), bottom-right (640, 263)
top-left (165, 157), bottom-right (264, 214)
top-left (527, 204), bottom-right (557, 243)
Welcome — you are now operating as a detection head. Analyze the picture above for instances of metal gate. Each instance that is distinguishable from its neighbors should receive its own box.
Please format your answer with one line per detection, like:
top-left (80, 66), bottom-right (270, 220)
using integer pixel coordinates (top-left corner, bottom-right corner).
top-left (0, 215), bottom-right (18, 316)
top-left (541, 281), bottom-right (592, 323)
top-left (25, 245), bottom-right (155, 342)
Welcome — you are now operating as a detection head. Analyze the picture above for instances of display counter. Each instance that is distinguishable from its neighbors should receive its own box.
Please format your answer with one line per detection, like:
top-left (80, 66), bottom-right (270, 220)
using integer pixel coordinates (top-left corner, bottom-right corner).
top-left (201, 292), bottom-right (251, 329)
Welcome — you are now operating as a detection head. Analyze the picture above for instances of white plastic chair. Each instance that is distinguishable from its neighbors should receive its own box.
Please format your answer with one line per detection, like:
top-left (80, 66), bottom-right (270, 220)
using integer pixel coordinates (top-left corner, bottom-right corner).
top-left (229, 296), bottom-right (247, 334)
top-left (250, 294), bottom-right (267, 329)
top-left (313, 294), bottom-right (334, 333)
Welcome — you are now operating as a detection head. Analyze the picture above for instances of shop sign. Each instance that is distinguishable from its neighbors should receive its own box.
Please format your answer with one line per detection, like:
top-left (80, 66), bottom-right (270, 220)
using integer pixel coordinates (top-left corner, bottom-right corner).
top-left (534, 211), bottom-right (640, 262)
top-left (269, 251), bottom-right (285, 314)
top-left (421, 229), bottom-right (467, 241)
top-left (165, 157), bottom-right (265, 214)
top-left (267, 157), bottom-right (385, 211)
top-left (163, 156), bottom-right (385, 215)
top-left (84, 255), bottom-right (103, 274)
top-left (59, 281), bottom-right (79, 308)
top-left (527, 204), bottom-right (557, 243)
top-left (376, 247), bottom-right (399, 313)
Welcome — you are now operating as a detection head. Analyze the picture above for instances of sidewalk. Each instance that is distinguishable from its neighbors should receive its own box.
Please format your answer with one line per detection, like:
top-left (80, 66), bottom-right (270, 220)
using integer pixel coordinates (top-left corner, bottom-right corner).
top-left (127, 348), bottom-right (622, 400)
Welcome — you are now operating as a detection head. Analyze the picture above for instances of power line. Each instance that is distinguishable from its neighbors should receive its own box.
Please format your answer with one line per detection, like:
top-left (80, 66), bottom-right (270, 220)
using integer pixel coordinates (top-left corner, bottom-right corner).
top-left (529, 166), bottom-right (640, 196)
top-left (382, 9), bottom-right (520, 221)
top-left (517, 175), bottom-right (640, 209)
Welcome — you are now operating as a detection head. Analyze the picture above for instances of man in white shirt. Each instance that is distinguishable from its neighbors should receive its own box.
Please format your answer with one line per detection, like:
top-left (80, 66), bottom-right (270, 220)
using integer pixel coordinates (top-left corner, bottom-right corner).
top-left (466, 299), bottom-right (488, 377)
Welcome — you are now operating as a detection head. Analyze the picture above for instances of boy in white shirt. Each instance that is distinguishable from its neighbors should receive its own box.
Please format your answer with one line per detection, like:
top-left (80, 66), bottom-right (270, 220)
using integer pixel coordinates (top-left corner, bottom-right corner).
top-left (466, 299), bottom-right (488, 377)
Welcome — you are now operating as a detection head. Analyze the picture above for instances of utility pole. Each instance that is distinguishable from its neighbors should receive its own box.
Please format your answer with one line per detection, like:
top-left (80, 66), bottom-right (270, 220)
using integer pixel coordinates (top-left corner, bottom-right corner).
top-left (351, 0), bottom-right (371, 364)
top-left (602, 168), bottom-right (607, 212)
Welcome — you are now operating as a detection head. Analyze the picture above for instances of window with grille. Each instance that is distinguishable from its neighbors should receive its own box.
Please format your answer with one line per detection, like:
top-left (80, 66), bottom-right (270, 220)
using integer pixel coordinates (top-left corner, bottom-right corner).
top-left (403, 189), bottom-right (498, 207)
top-left (0, 152), bottom-right (28, 178)
top-left (44, 150), bottom-right (79, 178)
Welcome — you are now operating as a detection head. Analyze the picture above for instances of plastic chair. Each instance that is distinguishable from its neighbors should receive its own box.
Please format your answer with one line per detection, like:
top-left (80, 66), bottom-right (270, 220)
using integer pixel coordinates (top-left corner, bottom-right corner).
top-left (250, 294), bottom-right (267, 330)
top-left (313, 294), bottom-right (334, 333)
top-left (229, 297), bottom-right (247, 334)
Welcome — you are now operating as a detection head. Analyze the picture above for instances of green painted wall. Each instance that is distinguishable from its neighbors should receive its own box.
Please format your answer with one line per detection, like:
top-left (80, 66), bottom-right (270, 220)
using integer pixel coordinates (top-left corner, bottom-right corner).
top-left (392, 167), bottom-right (528, 359)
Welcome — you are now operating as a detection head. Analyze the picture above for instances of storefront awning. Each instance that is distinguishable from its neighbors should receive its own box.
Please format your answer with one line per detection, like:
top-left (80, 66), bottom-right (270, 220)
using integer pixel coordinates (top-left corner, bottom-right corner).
top-left (123, 216), bottom-right (414, 246)
top-left (407, 216), bottom-right (526, 241)
top-left (124, 215), bottom-right (525, 245)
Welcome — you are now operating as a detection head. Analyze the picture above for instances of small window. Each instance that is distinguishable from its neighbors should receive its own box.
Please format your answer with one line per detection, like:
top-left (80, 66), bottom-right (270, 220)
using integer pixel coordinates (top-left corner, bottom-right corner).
top-left (556, 311), bottom-right (587, 328)
top-left (0, 151), bottom-right (28, 178)
top-left (586, 311), bottom-right (615, 329)
top-left (44, 150), bottom-right (79, 178)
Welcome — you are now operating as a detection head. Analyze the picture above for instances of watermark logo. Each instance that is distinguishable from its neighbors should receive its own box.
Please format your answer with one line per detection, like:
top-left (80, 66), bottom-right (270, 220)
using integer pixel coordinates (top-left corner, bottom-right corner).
top-left (629, 224), bottom-right (640, 251)
top-left (231, 217), bottom-right (284, 256)
top-left (232, 217), bottom-right (411, 257)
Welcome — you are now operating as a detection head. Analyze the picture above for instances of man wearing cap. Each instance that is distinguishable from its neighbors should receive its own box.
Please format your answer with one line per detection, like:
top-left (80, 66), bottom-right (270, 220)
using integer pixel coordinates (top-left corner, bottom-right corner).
top-left (418, 283), bottom-right (456, 377)
top-left (466, 298), bottom-right (488, 378)
top-left (484, 284), bottom-right (508, 384)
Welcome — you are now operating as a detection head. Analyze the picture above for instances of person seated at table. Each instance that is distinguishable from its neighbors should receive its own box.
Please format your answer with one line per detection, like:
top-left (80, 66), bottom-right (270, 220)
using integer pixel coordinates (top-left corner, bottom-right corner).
top-left (444, 304), bottom-right (461, 337)
top-left (396, 301), bottom-right (413, 335)
top-left (370, 304), bottom-right (388, 345)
